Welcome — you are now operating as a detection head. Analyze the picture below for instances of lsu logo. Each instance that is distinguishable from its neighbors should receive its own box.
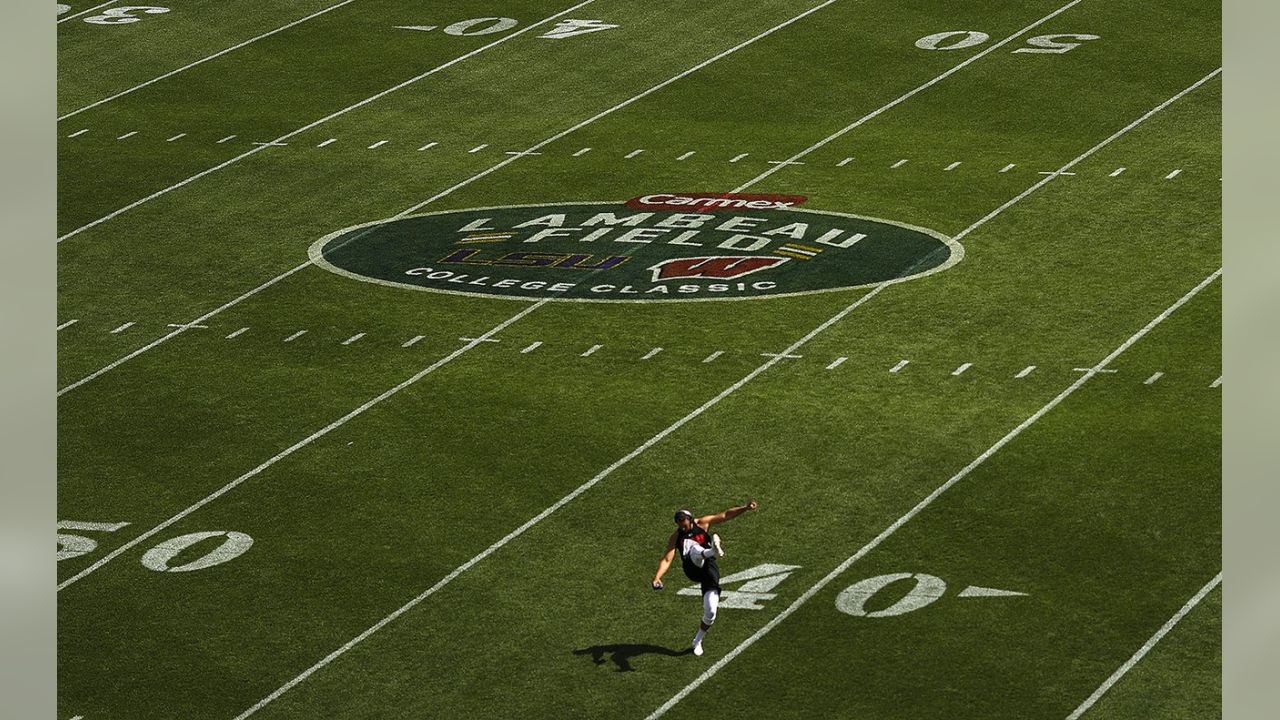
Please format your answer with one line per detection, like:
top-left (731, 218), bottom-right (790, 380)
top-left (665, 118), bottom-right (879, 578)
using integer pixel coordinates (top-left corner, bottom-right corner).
top-left (648, 256), bottom-right (789, 282)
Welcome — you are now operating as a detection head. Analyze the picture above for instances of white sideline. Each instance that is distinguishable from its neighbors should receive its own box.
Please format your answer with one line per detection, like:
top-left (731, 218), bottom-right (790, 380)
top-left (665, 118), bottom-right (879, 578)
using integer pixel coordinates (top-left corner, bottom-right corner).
top-left (57, 0), bottom-right (853, 394)
top-left (58, 0), bottom-right (118, 24)
top-left (646, 268), bottom-right (1223, 720)
top-left (55, 300), bottom-right (548, 593)
top-left (59, 0), bottom-right (362, 120)
top-left (1065, 572), bottom-right (1222, 719)
top-left (55, 0), bottom-right (598, 242)
top-left (732, 0), bottom-right (1086, 192)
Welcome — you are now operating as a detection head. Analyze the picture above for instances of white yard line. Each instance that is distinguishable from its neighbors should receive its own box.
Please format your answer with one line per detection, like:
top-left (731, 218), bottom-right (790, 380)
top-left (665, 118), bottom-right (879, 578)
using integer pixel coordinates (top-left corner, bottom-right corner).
top-left (56, 301), bottom-right (548, 593)
top-left (56, 0), bottom-right (599, 243)
top-left (734, 0), bottom-right (1087, 193)
top-left (229, 284), bottom-right (890, 720)
top-left (647, 269), bottom-right (1222, 720)
top-left (58, 0), bottom-right (361, 121)
top-left (1065, 573), bottom-right (1222, 719)
top-left (58, 0), bottom-right (118, 24)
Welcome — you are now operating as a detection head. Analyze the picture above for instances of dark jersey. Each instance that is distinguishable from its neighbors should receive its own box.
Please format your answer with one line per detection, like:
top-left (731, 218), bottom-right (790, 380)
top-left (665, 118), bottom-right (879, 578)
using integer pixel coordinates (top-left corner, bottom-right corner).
top-left (677, 523), bottom-right (720, 594)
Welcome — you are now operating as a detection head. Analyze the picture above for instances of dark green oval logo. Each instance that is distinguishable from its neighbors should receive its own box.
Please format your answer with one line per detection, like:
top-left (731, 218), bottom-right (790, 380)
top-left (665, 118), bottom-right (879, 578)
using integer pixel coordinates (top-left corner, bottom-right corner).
top-left (309, 202), bottom-right (961, 302)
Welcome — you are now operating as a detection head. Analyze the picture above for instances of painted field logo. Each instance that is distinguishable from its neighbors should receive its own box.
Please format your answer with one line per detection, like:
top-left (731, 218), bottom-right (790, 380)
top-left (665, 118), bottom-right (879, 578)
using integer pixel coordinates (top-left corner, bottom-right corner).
top-left (309, 201), bottom-right (962, 302)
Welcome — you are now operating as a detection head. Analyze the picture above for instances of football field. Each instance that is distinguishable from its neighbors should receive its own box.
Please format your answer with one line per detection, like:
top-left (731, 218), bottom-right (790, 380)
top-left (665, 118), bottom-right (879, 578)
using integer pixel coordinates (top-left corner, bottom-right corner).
top-left (56, 0), bottom-right (1221, 718)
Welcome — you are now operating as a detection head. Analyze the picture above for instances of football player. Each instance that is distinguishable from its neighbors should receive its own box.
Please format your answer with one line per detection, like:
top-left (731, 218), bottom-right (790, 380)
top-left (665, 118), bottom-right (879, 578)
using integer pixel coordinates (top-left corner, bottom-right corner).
top-left (651, 500), bottom-right (759, 656)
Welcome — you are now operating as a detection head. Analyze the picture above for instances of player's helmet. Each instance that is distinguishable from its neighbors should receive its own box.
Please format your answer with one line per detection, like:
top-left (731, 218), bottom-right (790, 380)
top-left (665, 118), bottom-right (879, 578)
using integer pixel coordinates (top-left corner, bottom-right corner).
top-left (674, 509), bottom-right (694, 522)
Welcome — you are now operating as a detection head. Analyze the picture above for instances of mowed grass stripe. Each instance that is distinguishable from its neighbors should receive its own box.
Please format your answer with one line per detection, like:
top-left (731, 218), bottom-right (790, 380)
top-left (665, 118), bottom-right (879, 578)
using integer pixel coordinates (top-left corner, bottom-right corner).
top-left (58, 0), bottom-right (362, 121)
top-left (56, 0), bottom-right (600, 243)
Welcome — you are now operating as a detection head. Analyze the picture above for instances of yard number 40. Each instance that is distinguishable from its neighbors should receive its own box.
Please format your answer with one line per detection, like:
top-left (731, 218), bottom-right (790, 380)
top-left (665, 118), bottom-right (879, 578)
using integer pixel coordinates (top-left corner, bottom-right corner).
top-left (916, 30), bottom-right (1100, 54)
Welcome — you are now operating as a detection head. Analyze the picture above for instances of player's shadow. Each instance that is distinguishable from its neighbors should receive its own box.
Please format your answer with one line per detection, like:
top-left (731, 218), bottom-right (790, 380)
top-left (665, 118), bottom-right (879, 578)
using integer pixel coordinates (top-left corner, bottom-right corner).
top-left (573, 643), bottom-right (693, 672)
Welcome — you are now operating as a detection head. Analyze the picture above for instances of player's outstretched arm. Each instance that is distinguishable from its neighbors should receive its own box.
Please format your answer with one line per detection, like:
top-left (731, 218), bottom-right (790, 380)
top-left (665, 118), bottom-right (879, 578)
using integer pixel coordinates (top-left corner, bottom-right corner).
top-left (652, 534), bottom-right (677, 590)
top-left (699, 499), bottom-right (759, 527)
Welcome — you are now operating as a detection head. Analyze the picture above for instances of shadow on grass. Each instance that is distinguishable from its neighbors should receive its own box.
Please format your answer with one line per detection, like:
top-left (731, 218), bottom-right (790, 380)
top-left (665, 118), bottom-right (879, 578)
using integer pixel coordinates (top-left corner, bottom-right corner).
top-left (573, 643), bottom-right (694, 672)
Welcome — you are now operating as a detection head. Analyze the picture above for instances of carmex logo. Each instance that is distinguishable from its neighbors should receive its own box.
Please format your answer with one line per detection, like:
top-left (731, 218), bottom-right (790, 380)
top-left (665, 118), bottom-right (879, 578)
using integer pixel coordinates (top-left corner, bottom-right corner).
top-left (309, 201), bottom-right (963, 302)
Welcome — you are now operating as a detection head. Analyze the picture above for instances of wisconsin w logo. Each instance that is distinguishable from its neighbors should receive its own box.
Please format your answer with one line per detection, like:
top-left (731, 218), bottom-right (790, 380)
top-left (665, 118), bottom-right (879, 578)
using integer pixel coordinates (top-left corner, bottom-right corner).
top-left (649, 256), bottom-right (788, 282)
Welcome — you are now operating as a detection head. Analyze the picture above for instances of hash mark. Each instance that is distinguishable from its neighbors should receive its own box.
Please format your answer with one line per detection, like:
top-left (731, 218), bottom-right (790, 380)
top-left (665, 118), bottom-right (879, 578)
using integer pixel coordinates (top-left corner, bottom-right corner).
top-left (572, 147), bottom-right (592, 157)
top-left (890, 359), bottom-right (909, 373)
top-left (318, 138), bottom-right (337, 147)
top-left (283, 330), bottom-right (307, 342)
top-left (1165, 169), bottom-right (1183, 180)
top-left (1015, 365), bottom-right (1036, 378)
top-left (117, 131), bottom-right (137, 140)
top-left (521, 341), bottom-right (542, 354)
top-left (703, 351), bottom-right (724, 364)
top-left (581, 344), bottom-right (602, 357)
top-left (767, 159), bottom-right (805, 166)
top-left (1210, 376), bottom-right (1222, 388)
top-left (837, 157), bottom-right (855, 167)
top-left (676, 151), bottom-right (696, 161)
top-left (216, 134), bottom-right (237, 144)
top-left (891, 159), bottom-right (908, 169)
top-left (642, 347), bottom-right (663, 360)
top-left (625, 149), bottom-right (645, 159)
top-left (401, 335), bottom-right (425, 347)
top-left (417, 142), bottom-right (438, 151)
top-left (225, 327), bottom-right (249, 339)
top-left (1038, 170), bottom-right (1076, 176)
top-left (342, 333), bottom-right (366, 345)
top-left (1144, 371), bottom-right (1164, 385)
top-left (944, 161), bottom-right (962, 171)
top-left (367, 140), bottom-right (388, 149)
top-left (67, 129), bottom-right (89, 138)
top-left (109, 322), bottom-right (135, 334)
top-left (468, 144), bottom-right (489, 153)
top-left (951, 362), bottom-right (972, 376)
top-left (57, 319), bottom-right (79, 330)
top-left (730, 153), bottom-right (749, 163)
top-left (166, 133), bottom-right (187, 142)
top-left (1109, 167), bottom-right (1126, 177)
top-left (825, 356), bottom-right (847, 370)
top-left (1000, 163), bottom-right (1016, 173)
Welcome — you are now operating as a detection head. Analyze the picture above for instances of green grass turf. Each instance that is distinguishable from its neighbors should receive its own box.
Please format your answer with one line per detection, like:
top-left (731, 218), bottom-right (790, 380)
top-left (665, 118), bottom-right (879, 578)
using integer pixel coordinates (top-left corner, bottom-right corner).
top-left (57, 0), bottom-right (1221, 717)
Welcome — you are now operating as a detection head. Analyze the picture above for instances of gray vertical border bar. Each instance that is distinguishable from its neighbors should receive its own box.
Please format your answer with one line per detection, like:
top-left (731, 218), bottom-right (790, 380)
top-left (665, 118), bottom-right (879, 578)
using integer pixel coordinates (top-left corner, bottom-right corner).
top-left (1225, 0), bottom-right (1279, 719)
top-left (0, 0), bottom-right (55, 718)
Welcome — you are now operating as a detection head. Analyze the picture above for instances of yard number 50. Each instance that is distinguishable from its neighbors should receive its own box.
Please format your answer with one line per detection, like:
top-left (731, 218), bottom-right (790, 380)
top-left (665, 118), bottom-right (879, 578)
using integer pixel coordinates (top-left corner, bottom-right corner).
top-left (915, 30), bottom-right (1100, 54)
